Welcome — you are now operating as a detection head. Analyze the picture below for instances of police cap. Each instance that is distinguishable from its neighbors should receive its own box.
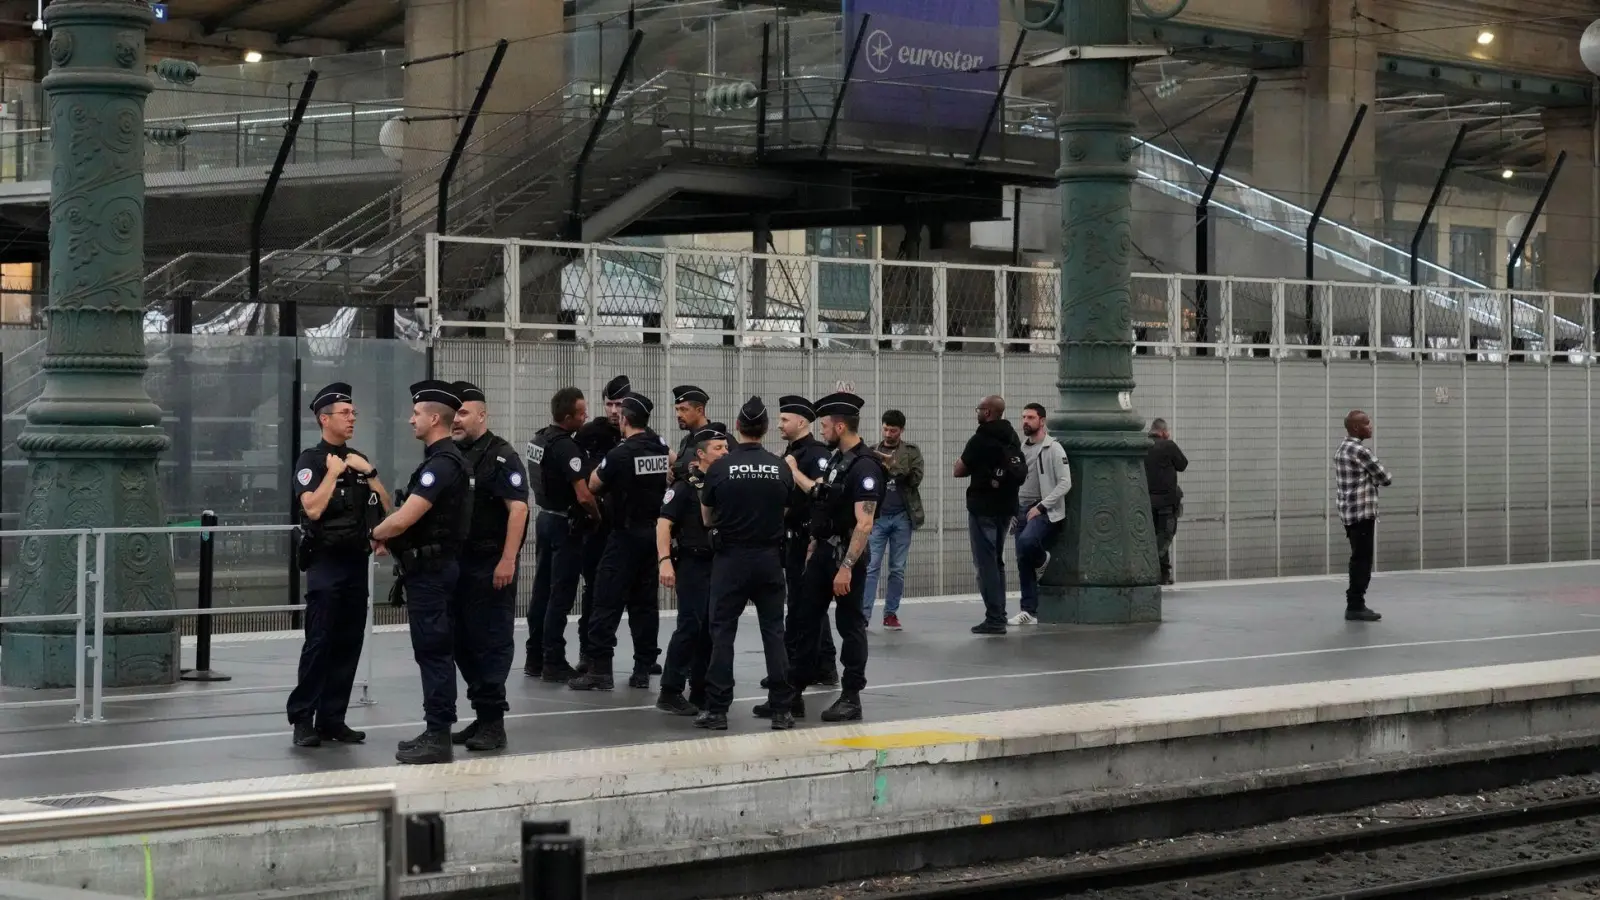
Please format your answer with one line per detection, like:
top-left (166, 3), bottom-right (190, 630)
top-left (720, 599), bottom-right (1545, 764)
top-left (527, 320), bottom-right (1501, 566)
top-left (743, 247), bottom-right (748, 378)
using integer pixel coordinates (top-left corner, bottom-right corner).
top-left (778, 394), bottom-right (816, 422)
top-left (410, 380), bottom-right (463, 410)
top-left (737, 395), bottom-right (769, 428)
top-left (310, 382), bottom-right (352, 413)
top-left (452, 381), bottom-right (486, 404)
top-left (692, 422), bottom-right (729, 443)
top-left (671, 384), bottom-right (710, 405)
top-left (619, 391), bottom-right (654, 416)
top-left (603, 375), bottom-right (631, 401)
top-left (814, 391), bottom-right (865, 418)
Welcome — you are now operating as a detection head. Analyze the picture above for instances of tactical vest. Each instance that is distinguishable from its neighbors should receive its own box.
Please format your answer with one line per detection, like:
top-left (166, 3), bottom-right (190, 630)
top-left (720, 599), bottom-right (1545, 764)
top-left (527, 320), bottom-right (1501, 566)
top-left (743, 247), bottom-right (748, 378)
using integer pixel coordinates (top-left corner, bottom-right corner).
top-left (812, 446), bottom-right (873, 542)
top-left (408, 452), bottom-right (473, 552)
top-left (462, 433), bottom-right (514, 555)
top-left (526, 424), bottom-right (570, 512)
top-left (671, 480), bottom-right (713, 557)
top-left (301, 452), bottom-right (375, 555)
top-left (613, 433), bottom-right (670, 530)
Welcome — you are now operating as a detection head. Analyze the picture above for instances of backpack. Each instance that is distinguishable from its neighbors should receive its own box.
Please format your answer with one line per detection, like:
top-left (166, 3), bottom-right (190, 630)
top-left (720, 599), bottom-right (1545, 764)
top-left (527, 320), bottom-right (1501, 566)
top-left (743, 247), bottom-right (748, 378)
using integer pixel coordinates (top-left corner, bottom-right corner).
top-left (995, 443), bottom-right (1029, 492)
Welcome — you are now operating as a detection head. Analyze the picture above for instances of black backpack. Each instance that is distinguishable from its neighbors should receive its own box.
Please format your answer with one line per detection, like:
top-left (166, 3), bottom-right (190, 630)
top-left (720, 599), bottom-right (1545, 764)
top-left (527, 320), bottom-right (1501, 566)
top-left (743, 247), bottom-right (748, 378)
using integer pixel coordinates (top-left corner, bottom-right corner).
top-left (994, 443), bottom-right (1029, 492)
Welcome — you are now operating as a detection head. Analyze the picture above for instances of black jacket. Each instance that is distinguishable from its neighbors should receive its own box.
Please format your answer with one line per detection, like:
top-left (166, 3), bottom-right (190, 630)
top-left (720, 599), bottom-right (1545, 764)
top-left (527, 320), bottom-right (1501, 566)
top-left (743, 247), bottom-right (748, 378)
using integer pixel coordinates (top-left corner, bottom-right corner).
top-left (1145, 437), bottom-right (1188, 510)
top-left (961, 419), bottom-right (1022, 517)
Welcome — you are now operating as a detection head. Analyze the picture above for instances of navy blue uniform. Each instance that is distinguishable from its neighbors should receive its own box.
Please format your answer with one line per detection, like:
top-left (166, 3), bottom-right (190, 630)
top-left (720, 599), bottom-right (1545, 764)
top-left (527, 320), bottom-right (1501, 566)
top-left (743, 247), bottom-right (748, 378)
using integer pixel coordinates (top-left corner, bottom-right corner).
top-left (702, 442), bottom-right (795, 715)
top-left (526, 423), bottom-right (587, 672)
top-left (659, 473), bottom-right (713, 705)
top-left (783, 434), bottom-right (837, 680)
top-left (286, 440), bottom-right (378, 731)
top-left (791, 441), bottom-right (883, 697)
top-left (573, 417), bottom-right (621, 666)
top-left (393, 438), bottom-right (472, 732)
top-left (583, 431), bottom-right (669, 678)
top-left (454, 431), bottom-right (527, 721)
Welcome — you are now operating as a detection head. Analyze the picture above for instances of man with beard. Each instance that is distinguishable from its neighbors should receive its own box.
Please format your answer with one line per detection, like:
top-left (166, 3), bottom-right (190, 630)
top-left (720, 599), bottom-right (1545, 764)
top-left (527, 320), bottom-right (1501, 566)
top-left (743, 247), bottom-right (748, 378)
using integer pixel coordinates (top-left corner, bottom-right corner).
top-left (1009, 403), bottom-right (1070, 626)
top-left (523, 386), bottom-right (598, 682)
top-left (775, 395), bottom-right (838, 685)
top-left (954, 395), bottom-right (1025, 635)
top-left (669, 385), bottom-right (711, 484)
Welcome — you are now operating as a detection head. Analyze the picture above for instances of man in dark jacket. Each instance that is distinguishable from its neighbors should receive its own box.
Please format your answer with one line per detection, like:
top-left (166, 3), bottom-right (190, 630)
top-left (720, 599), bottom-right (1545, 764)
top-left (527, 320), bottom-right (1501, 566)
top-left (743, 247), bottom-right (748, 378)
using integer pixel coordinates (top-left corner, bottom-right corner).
top-left (1144, 418), bottom-right (1188, 585)
top-left (954, 395), bottom-right (1022, 634)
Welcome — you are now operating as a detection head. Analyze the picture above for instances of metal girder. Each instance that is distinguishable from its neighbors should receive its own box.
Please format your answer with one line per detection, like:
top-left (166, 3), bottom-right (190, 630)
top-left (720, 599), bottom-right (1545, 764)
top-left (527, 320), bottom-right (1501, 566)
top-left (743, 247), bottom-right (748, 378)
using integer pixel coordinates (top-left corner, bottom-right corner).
top-left (1017, 0), bottom-right (1302, 69)
top-left (1378, 54), bottom-right (1591, 108)
top-left (275, 0), bottom-right (362, 41)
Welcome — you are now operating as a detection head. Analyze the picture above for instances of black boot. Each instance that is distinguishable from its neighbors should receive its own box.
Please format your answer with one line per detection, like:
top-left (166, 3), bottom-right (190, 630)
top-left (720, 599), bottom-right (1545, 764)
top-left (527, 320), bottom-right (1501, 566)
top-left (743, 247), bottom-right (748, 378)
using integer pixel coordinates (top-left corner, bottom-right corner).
top-left (656, 691), bottom-right (698, 716)
top-left (821, 694), bottom-right (862, 722)
top-left (694, 710), bottom-right (728, 730)
top-left (450, 721), bottom-right (480, 746)
top-left (317, 723), bottom-right (366, 744)
top-left (575, 655), bottom-right (592, 675)
top-left (395, 729), bottom-right (453, 765)
top-left (464, 719), bottom-right (507, 751)
top-left (814, 666), bottom-right (840, 686)
top-left (628, 668), bottom-right (651, 689)
top-left (769, 711), bottom-right (795, 730)
top-left (292, 722), bottom-right (321, 748)
top-left (568, 661), bottom-right (614, 691)
top-left (541, 662), bottom-right (578, 684)
top-left (753, 694), bottom-right (804, 719)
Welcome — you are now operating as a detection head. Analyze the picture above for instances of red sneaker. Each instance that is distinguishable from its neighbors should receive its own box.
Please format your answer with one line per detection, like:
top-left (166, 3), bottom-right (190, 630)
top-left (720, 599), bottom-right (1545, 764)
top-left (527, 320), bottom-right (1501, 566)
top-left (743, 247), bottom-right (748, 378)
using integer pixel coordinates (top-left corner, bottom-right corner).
top-left (883, 614), bottom-right (902, 631)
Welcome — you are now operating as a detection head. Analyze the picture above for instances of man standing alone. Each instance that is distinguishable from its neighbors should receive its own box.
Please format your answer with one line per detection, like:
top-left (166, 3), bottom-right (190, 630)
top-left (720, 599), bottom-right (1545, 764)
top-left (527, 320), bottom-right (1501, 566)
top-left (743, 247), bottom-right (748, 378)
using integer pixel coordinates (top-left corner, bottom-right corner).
top-left (955, 395), bottom-right (1023, 635)
top-left (862, 409), bottom-right (923, 630)
top-left (1334, 410), bottom-right (1389, 622)
top-left (1144, 418), bottom-right (1187, 585)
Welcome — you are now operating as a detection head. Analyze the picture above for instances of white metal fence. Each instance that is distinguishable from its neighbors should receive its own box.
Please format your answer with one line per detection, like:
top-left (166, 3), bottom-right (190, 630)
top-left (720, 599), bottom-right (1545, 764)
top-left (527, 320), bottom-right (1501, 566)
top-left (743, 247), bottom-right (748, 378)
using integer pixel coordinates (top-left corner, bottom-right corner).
top-left (428, 235), bottom-right (1600, 596)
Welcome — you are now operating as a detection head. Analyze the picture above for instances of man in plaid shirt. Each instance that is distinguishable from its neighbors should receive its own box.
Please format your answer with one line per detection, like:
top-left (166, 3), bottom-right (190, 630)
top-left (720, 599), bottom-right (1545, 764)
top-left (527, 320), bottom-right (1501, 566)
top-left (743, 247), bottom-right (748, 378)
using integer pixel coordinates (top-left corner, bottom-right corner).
top-left (1333, 410), bottom-right (1390, 622)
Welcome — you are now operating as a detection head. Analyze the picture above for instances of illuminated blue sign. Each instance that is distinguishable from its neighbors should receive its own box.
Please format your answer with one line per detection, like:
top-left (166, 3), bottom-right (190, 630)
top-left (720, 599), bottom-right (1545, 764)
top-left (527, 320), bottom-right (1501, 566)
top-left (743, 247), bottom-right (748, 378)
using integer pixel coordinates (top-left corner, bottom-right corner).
top-left (151, 3), bottom-right (168, 21)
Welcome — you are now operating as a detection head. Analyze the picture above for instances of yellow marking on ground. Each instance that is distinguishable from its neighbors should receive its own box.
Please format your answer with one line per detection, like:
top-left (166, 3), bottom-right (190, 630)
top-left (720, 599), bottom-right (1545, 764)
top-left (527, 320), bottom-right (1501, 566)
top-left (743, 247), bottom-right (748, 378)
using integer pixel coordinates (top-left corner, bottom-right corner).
top-left (823, 730), bottom-right (986, 750)
top-left (979, 814), bottom-right (995, 825)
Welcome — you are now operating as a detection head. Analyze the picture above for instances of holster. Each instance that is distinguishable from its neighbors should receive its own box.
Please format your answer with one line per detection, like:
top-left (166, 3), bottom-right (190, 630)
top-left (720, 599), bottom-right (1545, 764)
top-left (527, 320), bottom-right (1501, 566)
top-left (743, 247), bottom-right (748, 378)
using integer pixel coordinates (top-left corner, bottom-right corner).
top-left (387, 565), bottom-right (406, 607)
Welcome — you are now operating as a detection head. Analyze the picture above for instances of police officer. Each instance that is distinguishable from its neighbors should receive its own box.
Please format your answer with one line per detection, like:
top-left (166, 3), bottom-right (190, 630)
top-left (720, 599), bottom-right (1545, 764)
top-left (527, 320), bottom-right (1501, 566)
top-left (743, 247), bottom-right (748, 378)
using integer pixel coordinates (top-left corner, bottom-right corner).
top-left (655, 421), bottom-right (728, 716)
top-left (569, 391), bottom-right (669, 691)
top-left (571, 375), bottom-right (636, 676)
top-left (669, 384), bottom-right (711, 483)
top-left (777, 395), bottom-right (839, 687)
top-left (286, 383), bottom-right (390, 748)
top-left (448, 381), bottom-right (530, 752)
top-left (371, 380), bottom-right (472, 765)
top-left (699, 397), bottom-right (796, 731)
top-left (524, 386), bottom-right (599, 682)
top-left (782, 392), bottom-right (882, 723)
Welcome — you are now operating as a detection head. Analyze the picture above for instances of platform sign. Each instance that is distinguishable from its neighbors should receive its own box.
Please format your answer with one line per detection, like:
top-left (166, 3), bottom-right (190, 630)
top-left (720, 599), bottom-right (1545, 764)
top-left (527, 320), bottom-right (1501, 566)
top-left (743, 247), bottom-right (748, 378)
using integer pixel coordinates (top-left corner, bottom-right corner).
top-left (150, 3), bottom-right (168, 21)
top-left (840, 0), bottom-right (1000, 131)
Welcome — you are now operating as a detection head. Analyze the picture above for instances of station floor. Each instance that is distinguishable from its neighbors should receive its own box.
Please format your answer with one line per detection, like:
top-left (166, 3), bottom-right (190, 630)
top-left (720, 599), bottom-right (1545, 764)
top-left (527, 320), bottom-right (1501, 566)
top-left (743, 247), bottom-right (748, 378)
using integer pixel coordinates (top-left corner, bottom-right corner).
top-left (3, 562), bottom-right (1600, 801)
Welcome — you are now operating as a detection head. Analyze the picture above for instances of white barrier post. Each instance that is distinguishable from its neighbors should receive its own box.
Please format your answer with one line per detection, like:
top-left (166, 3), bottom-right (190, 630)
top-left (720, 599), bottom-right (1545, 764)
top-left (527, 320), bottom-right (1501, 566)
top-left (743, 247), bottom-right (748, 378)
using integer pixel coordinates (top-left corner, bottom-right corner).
top-left (359, 556), bottom-right (376, 706)
top-left (90, 531), bottom-right (106, 722)
top-left (72, 531), bottom-right (87, 723)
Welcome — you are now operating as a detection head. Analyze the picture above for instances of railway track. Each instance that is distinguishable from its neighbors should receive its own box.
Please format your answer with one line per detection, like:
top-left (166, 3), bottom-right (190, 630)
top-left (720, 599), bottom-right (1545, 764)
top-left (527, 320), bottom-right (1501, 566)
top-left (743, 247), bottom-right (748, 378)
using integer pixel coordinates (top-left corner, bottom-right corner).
top-left (849, 792), bottom-right (1600, 900)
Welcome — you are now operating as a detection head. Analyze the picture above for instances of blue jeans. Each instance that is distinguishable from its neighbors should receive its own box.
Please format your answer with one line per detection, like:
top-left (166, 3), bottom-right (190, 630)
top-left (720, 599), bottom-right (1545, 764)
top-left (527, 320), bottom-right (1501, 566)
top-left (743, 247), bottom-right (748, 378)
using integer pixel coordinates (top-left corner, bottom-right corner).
top-left (968, 512), bottom-right (1012, 626)
top-left (1013, 505), bottom-right (1059, 615)
top-left (862, 511), bottom-right (913, 619)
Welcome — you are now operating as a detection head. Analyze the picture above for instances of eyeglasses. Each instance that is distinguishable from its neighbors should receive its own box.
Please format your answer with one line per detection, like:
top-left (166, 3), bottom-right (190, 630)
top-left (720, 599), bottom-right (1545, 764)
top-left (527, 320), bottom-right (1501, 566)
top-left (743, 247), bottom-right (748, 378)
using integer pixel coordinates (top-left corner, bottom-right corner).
top-left (329, 409), bottom-right (357, 419)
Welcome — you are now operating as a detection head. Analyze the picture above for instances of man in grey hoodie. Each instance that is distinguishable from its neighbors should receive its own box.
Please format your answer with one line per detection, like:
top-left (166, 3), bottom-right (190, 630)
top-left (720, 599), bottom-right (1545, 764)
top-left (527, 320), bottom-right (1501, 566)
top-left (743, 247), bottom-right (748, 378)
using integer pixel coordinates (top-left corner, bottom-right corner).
top-left (1010, 403), bottom-right (1071, 625)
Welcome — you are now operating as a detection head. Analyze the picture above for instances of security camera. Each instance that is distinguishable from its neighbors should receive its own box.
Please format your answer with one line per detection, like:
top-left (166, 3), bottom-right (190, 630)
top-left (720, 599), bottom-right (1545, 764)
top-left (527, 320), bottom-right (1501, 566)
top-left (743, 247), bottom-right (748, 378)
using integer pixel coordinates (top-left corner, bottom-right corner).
top-left (31, 18), bottom-right (46, 34)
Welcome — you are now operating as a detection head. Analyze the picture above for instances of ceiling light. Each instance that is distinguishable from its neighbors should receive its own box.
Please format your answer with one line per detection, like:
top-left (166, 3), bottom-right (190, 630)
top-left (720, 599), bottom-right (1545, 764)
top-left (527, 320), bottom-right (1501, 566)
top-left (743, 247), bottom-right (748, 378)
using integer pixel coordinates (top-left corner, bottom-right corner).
top-left (1477, 30), bottom-right (1494, 46)
top-left (1502, 168), bottom-right (1515, 179)
top-left (243, 50), bottom-right (263, 63)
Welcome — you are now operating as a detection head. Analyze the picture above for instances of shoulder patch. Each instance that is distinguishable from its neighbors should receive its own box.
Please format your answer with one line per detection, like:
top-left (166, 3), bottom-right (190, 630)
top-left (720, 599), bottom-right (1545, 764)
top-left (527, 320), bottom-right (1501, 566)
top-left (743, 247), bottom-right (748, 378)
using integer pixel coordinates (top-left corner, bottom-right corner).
top-left (862, 476), bottom-right (876, 492)
top-left (495, 456), bottom-right (506, 464)
top-left (569, 456), bottom-right (582, 473)
top-left (660, 435), bottom-right (669, 447)
top-left (663, 487), bottom-right (676, 505)
top-left (509, 471), bottom-right (524, 487)
top-left (296, 468), bottom-right (312, 486)
top-left (816, 457), bottom-right (828, 472)
top-left (420, 470), bottom-right (436, 487)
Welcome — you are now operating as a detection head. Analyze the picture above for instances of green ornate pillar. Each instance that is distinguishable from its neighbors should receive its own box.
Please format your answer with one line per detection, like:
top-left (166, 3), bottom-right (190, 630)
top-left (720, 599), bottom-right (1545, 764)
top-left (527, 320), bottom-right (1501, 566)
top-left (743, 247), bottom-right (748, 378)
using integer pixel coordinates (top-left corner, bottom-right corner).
top-left (1, 0), bottom-right (176, 688)
top-left (1027, 0), bottom-right (1186, 624)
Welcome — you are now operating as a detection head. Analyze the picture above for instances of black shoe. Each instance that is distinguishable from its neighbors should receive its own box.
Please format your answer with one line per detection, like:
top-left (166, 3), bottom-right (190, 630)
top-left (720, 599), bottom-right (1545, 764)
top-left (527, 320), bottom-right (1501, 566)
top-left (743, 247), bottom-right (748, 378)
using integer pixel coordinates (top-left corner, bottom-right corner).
top-left (650, 662), bottom-right (663, 675)
top-left (814, 667), bottom-right (840, 686)
top-left (568, 672), bottom-right (614, 691)
top-left (656, 692), bottom-right (699, 716)
top-left (971, 622), bottom-right (1007, 635)
top-left (292, 722), bottom-right (321, 748)
top-left (464, 719), bottom-right (507, 751)
top-left (770, 711), bottom-right (795, 730)
top-left (523, 661), bottom-right (542, 678)
top-left (694, 711), bottom-right (728, 730)
top-left (575, 656), bottom-right (592, 675)
top-left (754, 695), bottom-right (805, 719)
top-left (628, 670), bottom-right (651, 689)
top-left (317, 723), bottom-right (366, 744)
top-left (821, 696), bottom-right (863, 722)
top-left (395, 729), bottom-right (453, 765)
top-left (541, 663), bottom-right (578, 683)
top-left (760, 677), bottom-right (771, 689)
top-left (449, 721), bottom-right (481, 746)
top-left (1345, 606), bottom-right (1381, 622)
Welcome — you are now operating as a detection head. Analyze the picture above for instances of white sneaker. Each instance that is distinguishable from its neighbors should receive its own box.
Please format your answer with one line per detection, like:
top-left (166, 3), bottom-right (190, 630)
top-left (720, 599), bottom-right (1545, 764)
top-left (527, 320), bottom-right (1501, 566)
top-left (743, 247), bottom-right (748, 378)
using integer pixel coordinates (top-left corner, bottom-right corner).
top-left (1008, 611), bottom-right (1038, 626)
top-left (1036, 551), bottom-right (1051, 572)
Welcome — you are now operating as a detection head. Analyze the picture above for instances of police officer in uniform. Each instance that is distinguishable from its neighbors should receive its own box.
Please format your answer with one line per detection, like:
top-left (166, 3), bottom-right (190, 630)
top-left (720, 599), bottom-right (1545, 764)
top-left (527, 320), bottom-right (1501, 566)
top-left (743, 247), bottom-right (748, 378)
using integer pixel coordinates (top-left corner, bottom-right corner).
top-left (371, 380), bottom-right (472, 765)
top-left (524, 386), bottom-right (598, 682)
top-left (447, 381), bottom-right (530, 752)
top-left (654, 421), bottom-right (728, 716)
top-left (286, 383), bottom-right (390, 748)
top-left (777, 395), bottom-right (839, 687)
top-left (571, 375), bottom-right (642, 676)
top-left (669, 385), bottom-right (711, 483)
top-left (569, 391), bottom-right (669, 691)
top-left (699, 397), bottom-right (796, 731)
top-left (781, 392), bottom-right (882, 723)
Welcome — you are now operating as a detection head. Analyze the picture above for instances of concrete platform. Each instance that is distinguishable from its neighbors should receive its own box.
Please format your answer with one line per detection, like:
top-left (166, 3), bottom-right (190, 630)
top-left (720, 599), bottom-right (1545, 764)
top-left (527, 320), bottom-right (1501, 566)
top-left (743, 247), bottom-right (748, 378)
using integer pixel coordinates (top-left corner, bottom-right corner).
top-left (6, 562), bottom-right (1600, 800)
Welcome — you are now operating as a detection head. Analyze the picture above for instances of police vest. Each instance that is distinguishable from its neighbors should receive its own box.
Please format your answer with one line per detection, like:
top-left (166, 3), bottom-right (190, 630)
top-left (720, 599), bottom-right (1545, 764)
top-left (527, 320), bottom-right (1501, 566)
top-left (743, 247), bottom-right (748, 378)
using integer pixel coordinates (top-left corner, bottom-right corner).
top-left (301, 450), bottom-right (377, 555)
top-left (671, 480), bottom-right (713, 557)
top-left (406, 452), bottom-right (473, 552)
top-left (462, 432), bottom-right (515, 555)
top-left (813, 446), bottom-right (873, 542)
top-left (784, 438), bottom-right (828, 530)
top-left (527, 424), bottom-right (572, 512)
top-left (612, 433), bottom-right (670, 530)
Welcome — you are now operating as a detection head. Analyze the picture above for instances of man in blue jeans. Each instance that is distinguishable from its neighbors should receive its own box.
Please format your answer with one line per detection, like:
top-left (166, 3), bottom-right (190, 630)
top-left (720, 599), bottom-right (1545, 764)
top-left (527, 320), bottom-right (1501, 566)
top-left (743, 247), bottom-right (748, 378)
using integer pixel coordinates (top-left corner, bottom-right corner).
top-left (862, 409), bottom-right (924, 630)
top-left (1010, 403), bottom-right (1071, 625)
top-left (954, 395), bottom-right (1022, 635)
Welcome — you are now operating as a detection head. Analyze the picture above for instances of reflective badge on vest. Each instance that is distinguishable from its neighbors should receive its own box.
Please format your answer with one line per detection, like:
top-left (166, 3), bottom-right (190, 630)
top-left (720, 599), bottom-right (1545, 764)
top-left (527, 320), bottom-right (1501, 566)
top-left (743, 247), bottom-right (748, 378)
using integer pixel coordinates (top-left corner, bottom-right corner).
top-left (634, 454), bottom-right (669, 476)
top-left (528, 443), bottom-right (545, 465)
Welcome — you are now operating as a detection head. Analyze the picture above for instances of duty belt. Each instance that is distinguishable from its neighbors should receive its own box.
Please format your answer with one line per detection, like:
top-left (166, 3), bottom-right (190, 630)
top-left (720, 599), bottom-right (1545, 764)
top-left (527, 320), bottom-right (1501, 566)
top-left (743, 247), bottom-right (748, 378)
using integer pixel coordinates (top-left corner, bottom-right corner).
top-left (397, 543), bottom-right (450, 573)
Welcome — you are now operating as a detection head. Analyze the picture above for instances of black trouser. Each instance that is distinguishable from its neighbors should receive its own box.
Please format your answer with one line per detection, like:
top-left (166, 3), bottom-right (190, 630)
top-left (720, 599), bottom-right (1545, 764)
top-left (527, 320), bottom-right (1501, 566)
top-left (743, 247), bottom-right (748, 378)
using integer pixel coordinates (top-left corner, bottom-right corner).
top-left (661, 555), bottom-right (712, 701)
top-left (454, 552), bottom-right (516, 721)
top-left (286, 552), bottom-right (368, 728)
top-left (784, 530), bottom-right (836, 677)
top-left (584, 527), bottom-right (660, 671)
top-left (577, 524), bottom-right (608, 660)
top-left (527, 512), bottom-right (584, 668)
top-left (1153, 505), bottom-right (1180, 578)
top-left (404, 559), bottom-right (460, 731)
top-left (1344, 517), bottom-right (1376, 609)
top-left (705, 545), bottom-right (792, 715)
top-left (790, 541), bottom-right (869, 695)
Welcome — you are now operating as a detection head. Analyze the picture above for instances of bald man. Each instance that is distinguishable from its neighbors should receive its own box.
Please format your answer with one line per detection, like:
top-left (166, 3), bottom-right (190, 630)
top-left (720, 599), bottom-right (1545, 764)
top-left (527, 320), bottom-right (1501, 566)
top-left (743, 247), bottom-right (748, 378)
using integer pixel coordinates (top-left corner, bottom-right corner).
top-left (954, 395), bottom-right (1024, 634)
top-left (1333, 410), bottom-right (1389, 622)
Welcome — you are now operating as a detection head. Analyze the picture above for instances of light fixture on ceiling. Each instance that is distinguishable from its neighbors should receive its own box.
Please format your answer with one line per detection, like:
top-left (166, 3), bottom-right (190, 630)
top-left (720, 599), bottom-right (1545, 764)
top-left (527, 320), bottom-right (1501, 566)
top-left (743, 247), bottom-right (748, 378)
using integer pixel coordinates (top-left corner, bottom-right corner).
top-left (1502, 168), bottom-right (1515, 179)
top-left (1477, 30), bottom-right (1495, 46)
top-left (243, 50), bottom-right (263, 63)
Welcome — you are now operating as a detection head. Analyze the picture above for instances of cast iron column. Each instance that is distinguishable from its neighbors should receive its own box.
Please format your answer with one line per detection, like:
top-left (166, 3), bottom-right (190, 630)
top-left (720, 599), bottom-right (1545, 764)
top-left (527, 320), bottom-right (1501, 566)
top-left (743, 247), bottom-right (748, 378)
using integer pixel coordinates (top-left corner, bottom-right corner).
top-left (1032, 0), bottom-right (1175, 624)
top-left (1, 0), bottom-right (176, 688)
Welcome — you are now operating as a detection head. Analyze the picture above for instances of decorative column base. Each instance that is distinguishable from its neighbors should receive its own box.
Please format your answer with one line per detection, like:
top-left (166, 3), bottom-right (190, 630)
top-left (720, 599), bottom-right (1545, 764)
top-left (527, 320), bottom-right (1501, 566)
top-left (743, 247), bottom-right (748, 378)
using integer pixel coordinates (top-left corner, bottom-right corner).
top-left (2, 632), bottom-right (178, 690)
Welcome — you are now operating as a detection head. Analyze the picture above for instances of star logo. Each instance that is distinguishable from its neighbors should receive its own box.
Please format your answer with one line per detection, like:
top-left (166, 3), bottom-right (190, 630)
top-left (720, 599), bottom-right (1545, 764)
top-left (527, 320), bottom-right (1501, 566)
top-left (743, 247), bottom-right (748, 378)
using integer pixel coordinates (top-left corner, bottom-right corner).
top-left (865, 30), bottom-right (893, 74)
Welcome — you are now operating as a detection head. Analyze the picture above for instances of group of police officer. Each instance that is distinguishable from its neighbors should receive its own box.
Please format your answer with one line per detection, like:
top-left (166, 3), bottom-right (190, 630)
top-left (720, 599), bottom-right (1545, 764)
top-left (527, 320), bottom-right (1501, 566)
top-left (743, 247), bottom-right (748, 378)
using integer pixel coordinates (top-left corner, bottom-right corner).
top-left (284, 374), bottom-right (882, 765)
top-left (527, 380), bottom-right (884, 729)
top-left (287, 379), bottom-right (530, 765)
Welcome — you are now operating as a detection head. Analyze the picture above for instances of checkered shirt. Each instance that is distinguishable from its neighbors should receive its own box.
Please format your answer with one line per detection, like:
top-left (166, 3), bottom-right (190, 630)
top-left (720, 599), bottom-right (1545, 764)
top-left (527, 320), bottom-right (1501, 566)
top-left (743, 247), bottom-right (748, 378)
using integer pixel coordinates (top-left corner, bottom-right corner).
top-left (1333, 436), bottom-right (1392, 525)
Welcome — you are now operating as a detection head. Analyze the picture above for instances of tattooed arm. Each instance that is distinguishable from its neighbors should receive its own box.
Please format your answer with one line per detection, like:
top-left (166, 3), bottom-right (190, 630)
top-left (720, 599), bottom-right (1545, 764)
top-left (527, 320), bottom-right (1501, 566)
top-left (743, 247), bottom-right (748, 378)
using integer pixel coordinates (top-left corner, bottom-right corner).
top-left (842, 500), bottom-right (876, 569)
